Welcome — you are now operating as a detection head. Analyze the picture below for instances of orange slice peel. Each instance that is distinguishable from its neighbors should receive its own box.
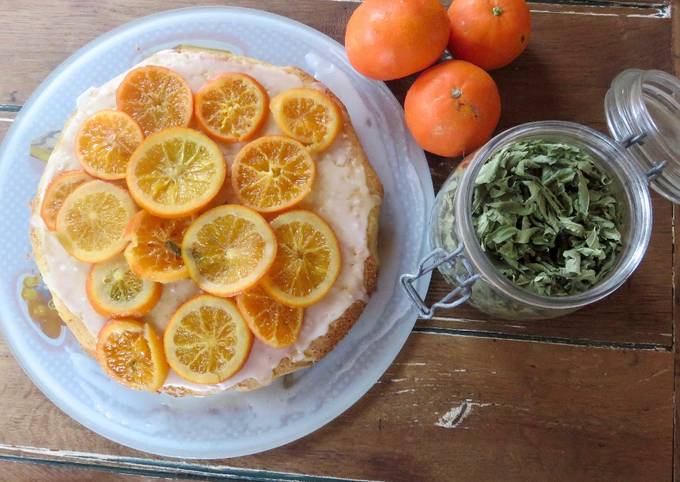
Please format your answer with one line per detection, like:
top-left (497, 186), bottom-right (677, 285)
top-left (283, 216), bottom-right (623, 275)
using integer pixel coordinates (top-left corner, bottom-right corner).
top-left (236, 285), bottom-right (303, 348)
top-left (56, 180), bottom-right (137, 263)
top-left (86, 254), bottom-right (162, 317)
top-left (116, 65), bottom-right (193, 136)
top-left (231, 136), bottom-right (315, 213)
top-left (195, 73), bottom-right (268, 143)
top-left (270, 88), bottom-right (342, 152)
top-left (182, 205), bottom-right (277, 297)
top-left (124, 211), bottom-right (194, 283)
top-left (262, 210), bottom-right (341, 307)
top-left (164, 295), bottom-right (253, 384)
top-left (40, 170), bottom-right (93, 231)
top-left (126, 127), bottom-right (226, 218)
top-left (76, 110), bottom-right (143, 180)
top-left (96, 319), bottom-right (168, 392)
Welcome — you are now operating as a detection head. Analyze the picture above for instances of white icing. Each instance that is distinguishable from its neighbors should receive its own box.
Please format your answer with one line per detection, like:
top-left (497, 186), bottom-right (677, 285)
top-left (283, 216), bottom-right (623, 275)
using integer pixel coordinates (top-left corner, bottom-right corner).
top-left (30, 49), bottom-right (381, 394)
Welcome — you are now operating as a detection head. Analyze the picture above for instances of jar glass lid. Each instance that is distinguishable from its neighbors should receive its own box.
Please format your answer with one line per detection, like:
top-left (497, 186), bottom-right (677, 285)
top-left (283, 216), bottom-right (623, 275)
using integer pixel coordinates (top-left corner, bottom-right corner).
top-left (605, 69), bottom-right (680, 204)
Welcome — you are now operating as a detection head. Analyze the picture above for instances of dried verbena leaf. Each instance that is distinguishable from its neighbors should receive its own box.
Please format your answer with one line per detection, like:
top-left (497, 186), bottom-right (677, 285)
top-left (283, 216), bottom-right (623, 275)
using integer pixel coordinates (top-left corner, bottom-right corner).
top-left (472, 140), bottom-right (623, 297)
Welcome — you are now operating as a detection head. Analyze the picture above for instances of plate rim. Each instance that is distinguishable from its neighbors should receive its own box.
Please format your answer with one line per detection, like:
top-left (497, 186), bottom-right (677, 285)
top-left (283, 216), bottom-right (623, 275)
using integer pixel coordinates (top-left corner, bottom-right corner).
top-left (0, 5), bottom-right (434, 459)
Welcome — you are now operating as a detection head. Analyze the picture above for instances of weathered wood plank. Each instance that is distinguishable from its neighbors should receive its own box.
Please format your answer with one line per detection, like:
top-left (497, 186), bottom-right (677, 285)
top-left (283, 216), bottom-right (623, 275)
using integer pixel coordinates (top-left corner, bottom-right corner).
top-left (0, 0), bottom-right (355, 106)
top-left (0, 460), bottom-right (164, 482)
top-left (670, 3), bottom-right (679, 481)
top-left (0, 0), bottom-right (674, 346)
top-left (0, 333), bottom-right (671, 481)
top-left (420, 192), bottom-right (673, 348)
top-left (412, 10), bottom-right (674, 346)
top-left (0, 2), bottom-right (676, 480)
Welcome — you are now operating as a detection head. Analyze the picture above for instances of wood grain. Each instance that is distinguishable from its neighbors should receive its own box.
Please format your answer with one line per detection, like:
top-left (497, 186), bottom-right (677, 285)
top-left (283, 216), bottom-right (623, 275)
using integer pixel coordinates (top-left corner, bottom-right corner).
top-left (0, 460), bottom-right (163, 482)
top-left (1, 0), bottom-right (675, 347)
top-left (408, 7), bottom-right (674, 347)
top-left (0, 1), bottom-right (676, 481)
top-left (671, 2), bottom-right (679, 481)
top-left (0, 334), bottom-right (671, 482)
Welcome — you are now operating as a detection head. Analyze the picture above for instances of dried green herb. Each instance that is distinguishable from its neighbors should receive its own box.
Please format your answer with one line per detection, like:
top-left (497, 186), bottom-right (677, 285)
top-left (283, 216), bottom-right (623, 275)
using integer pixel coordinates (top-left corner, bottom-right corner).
top-left (472, 140), bottom-right (623, 296)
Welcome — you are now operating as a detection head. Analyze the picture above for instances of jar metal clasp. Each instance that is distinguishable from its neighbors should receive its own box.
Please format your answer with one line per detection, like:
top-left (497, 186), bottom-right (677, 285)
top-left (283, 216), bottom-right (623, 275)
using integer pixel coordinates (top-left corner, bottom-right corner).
top-left (621, 132), bottom-right (668, 180)
top-left (400, 245), bottom-right (480, 320)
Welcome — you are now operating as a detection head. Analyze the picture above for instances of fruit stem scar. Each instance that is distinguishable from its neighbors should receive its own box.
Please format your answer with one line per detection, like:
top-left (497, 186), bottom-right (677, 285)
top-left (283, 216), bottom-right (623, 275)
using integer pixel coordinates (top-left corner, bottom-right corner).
top-left (492, 6), bottom-right (503, 15)
top-left (451, 88), bottom-right (463, 99)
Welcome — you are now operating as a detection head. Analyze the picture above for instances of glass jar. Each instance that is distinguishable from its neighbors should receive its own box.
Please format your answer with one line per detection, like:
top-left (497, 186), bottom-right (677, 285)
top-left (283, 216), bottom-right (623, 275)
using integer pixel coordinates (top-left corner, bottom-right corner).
top-left (401, 69), bottom-right (680, 320)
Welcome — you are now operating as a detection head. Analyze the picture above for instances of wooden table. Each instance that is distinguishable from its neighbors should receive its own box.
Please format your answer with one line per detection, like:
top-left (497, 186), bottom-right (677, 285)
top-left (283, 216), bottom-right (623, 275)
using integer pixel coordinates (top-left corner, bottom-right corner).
top-left (0, 0), bottom-right (677, 480)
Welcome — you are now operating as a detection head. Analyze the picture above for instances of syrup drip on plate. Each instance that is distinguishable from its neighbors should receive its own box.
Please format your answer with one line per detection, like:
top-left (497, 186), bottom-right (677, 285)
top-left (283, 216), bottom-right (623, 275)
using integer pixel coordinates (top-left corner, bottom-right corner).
top-left (21, 273), bottom-right (64, 339)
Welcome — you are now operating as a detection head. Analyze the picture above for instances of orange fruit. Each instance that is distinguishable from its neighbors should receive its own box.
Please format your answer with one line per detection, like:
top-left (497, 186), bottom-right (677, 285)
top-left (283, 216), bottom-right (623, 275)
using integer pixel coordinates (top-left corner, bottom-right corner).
top-left (86, 254), bottom-right (162, 317)
top-left (261, 210), bottom-right (341, 307)
top-left (124, 211), bottom-right (194, 283)
top-left (404, 60), bottom-right (501, 157)
top-left (116, 65), bottom-right (193, 136)
top-left (75, 110), bottom-right (144, 180)
top-left (40, 170), bottom-right (93, 231)
top-left (236, 285), bottom-right (303, 348)
top-left (182, 205), bottom-right (277, 297)
top-left (56, 180), bottom-right (137, 263)
top-left (164, 295), bottom-right (253, 384)
top-left (96, 319), bottom-right (168, 391)
top-left (345, 0), bottom-right (449, 81)
top-left (448, 0), bottom-right (531, 71)
top-left (195, 73), bottom-right (268, 143)
top-left (231, 136), bottom-right (315, 213)
top-left (126, 127), bottom-right (226, 218)
top-left (270, 88), bottom-right (342, 152)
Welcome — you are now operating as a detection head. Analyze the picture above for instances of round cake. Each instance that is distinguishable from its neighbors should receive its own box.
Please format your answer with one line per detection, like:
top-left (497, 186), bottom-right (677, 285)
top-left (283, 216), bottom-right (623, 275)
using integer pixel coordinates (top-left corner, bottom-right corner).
top-left (29, 47), bottom-right (383, 395)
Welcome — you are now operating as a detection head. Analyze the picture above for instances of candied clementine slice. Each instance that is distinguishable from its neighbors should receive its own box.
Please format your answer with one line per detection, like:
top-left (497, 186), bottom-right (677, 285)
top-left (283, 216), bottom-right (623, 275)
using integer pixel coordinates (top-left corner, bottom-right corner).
top-left (56, 180), bottom-right (137, 263)
top-left (124, 211), bottom-right (194, 283)
top-left (261, 210), bottom-right (341, 307)
top-left (195, 73), bottom-right (268, 143)
top-left (116, 65), bottom-right (193, 136)
top-left (231, 136), bottom-right (315, 213)
top-left (96, 319), bottom-right (168, 391)
top-left (40, 170), bottom-right (93, 230)
top-left (236, 285), bottom-right (303, 348)
top-left (164, 295), bottom-right (253, 384)
top-left (270, 88), bottom-right (342, 152)
top-left (126, 127), bottom-right (226, 218)
top-left (87, 254), bottom-right (162, 317)
top-left (182, 205), bottom-right (277, 297)
top-left (76, 110), bottom-right (143, 180)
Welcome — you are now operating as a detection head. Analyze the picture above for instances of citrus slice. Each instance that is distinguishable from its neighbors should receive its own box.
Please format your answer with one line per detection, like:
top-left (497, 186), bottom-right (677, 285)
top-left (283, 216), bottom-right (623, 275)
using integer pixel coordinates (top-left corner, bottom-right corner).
top-left (86, 254), bottom-right (162, 317)
top-left (236, 285), bottom-right (303, 348)
top-left (116, 65), bottom-right (193, 136)
top-left (182, 205), bottom-right (277, 297)
top-left (96, 319), bottom-right (168, 391)
top-left (124, 211), bottom-right (194, 283)
top-left (40, 170), bottom-right (93, 230)
top-left (231, 136), bottom-right (315, 213)
top-left (195, 73), bottom-right (268, 143)
top-left (56, 180), bottom-right (137, 263)
top-left (75, 110), bottom-right (144, 180)
top-left (270, 88), bottom-right (342, 152)
top-left (261, 210), bottom-right (341, 307)
top-left (164, 295), bottom-right (253, 384)
top-left (126, 127), bottom-right (226, 218)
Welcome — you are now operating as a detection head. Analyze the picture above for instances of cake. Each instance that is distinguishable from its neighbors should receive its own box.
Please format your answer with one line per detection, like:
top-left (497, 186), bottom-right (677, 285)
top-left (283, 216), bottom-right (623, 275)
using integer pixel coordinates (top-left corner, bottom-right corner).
top-left (29, 47), bottom-right (383, 395)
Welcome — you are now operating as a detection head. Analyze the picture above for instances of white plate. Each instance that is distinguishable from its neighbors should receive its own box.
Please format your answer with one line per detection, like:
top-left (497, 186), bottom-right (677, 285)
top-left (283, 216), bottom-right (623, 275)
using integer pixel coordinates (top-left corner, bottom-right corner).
top-left (0, 7), bottom-right (433, 458)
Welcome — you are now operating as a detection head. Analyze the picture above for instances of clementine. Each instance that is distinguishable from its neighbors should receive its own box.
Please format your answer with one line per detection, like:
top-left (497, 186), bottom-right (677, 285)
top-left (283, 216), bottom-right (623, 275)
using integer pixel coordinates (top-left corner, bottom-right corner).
top-left (448, 0), bottom-right (531, 71)
top-left (404, 60), bottom-right (501, 157)
top-left (345, 0), bottom-right (449, 81)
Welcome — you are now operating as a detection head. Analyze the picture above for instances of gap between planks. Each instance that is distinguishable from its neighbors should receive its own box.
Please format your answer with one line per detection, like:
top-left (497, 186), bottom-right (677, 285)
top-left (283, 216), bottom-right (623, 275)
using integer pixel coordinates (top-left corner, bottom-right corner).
top-left (0, 445), bottom-right (383, 482)
top-left (413, 326), bottom-right (672, 351)
top-left (0, 106), bottom-right (670, 353)
top-left (326, 0), bottom-right (670, 18)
